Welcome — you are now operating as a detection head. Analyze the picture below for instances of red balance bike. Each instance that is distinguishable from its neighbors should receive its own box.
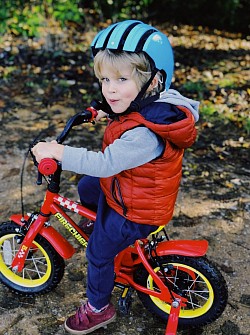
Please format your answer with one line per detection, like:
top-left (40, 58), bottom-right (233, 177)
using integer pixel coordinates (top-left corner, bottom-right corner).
top-left (0, 108), bottom-right (228, 335)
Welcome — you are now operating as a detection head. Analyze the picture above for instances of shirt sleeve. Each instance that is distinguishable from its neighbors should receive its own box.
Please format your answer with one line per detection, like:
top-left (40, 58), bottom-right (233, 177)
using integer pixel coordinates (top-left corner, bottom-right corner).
top-left (62, 127), bottom-right (164, 177)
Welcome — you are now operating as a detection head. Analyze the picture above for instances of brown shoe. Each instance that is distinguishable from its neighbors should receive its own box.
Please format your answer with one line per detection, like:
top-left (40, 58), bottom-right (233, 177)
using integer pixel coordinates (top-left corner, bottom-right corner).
top-left (78, 218), bottom-right (95, 235)
top-left (64, 301), bottom-right (116, 334)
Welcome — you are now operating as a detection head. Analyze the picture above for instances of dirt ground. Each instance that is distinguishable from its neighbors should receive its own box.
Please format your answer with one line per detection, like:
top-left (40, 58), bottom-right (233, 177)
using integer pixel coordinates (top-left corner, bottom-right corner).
top-left (0, 26), bottom-right (250, 335)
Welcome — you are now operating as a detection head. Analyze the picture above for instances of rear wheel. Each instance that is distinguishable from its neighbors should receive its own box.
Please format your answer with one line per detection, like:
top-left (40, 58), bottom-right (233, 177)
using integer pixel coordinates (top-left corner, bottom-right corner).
top-left (0, 221), bottom-right (65, 295)
top-left (135, 255), bottom-right (228, 327)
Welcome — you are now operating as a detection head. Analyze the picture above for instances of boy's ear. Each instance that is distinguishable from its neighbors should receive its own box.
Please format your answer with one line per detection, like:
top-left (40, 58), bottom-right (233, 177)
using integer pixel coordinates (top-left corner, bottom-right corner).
top-left (149, 76), bottom-right (158, 89)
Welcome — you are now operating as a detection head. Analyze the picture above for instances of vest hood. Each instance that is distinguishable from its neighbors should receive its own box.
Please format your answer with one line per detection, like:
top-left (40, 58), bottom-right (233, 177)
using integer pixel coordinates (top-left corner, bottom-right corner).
top-left (137, 102), bottom-right (197, 149)
top-left (157, 89), bottom-right (200, 122)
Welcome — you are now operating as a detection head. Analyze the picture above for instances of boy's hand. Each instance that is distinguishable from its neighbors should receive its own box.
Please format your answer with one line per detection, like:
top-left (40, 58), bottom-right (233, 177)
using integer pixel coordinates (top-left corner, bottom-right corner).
top-left (95, 110), bottom-right (108, 121)
top-left (32, 141), bottom-right (64, 163)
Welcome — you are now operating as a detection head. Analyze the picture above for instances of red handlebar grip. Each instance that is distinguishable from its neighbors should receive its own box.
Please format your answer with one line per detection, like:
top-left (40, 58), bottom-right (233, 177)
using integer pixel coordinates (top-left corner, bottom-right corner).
top-left (38, 158), bottom-right (58, 175)
top-left (86, 107), bottom-right (98, 121)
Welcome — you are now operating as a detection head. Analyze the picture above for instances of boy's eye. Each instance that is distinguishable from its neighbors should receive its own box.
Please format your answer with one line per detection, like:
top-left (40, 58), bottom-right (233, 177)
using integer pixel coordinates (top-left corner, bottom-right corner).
top-left (119, 77), bottom-right (127, 81)
top-left (101, 77), bottom-right (109, 82)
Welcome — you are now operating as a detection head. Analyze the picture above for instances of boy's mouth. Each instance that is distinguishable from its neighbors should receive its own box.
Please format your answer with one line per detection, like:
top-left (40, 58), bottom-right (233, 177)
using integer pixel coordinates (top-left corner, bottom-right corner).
top-left (109, 99), bottom-right (119, 104)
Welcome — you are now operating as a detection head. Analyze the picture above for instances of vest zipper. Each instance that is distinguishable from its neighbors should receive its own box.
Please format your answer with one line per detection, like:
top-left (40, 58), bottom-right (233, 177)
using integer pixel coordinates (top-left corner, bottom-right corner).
top-left (111, 177), bottom-right (128, 217)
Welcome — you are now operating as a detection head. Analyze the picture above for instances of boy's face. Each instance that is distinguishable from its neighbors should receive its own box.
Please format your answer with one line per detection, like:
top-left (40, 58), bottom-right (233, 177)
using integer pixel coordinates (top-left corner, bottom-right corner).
top-left (100, 64), bottom-right (140, 114)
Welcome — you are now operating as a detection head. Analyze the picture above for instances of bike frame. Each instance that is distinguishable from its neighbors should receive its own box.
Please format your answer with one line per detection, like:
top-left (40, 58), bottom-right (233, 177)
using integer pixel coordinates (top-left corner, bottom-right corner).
top-left (10, 171), bottom-right (208, 305)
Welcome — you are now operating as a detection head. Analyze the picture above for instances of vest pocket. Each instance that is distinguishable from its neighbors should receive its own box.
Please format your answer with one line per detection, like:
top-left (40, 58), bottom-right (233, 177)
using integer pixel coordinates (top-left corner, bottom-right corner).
top-left (111, 177), bottom-right (128, 216)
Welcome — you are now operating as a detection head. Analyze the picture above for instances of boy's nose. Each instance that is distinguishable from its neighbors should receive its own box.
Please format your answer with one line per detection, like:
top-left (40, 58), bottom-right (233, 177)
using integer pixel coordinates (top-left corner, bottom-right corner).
top-left (108, 82), bottom-right (117, 93)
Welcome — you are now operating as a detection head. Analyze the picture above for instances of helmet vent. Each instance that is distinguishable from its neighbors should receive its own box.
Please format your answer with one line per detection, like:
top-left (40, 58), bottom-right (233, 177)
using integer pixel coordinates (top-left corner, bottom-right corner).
top-left (135, 29), bottom-right (157, 53)
top-left (92, 24), bottom-right (118, 55)
top-left (102, 25), bottom-right (117, 50)
top-left (117, 22), bottom-right (141, 51)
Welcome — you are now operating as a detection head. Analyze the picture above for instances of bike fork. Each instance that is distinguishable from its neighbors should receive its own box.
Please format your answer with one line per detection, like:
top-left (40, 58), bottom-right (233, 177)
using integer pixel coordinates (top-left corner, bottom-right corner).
top-left (165, 299), bottom-right (181, 335)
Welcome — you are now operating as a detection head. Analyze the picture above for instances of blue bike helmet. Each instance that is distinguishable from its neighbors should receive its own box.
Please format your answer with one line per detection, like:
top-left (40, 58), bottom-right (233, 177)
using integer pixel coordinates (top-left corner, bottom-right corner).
top-left (91, 20), bottom-right (174, 91)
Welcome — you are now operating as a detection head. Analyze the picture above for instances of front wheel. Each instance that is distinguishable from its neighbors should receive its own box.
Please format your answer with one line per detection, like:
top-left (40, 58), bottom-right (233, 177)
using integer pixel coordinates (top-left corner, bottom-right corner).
top-left (135, 255), bottom-right (228, 327)
top-left (0, 221), bottom-right (65, 295)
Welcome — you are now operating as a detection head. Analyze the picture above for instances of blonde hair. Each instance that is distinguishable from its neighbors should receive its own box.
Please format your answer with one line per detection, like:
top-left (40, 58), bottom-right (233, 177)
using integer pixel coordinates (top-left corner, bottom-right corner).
top-left (93, 49), bottom-right (163, 97)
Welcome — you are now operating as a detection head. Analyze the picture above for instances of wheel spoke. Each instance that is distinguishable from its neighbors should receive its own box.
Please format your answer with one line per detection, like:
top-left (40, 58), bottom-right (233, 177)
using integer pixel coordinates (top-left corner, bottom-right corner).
top-left (23, 266), bottom-right (46, 279)
top-left (186, 289), bottom-right (196, 309)
top-left (31, 255), bottom-right (47, 278)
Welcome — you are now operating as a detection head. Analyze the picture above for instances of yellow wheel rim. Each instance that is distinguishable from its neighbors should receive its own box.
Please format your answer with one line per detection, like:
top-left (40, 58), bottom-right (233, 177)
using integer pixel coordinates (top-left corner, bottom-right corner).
top-left (0, 233), bottom-right (52, 288)
top-left (147, 262), bottom-right (214, 318)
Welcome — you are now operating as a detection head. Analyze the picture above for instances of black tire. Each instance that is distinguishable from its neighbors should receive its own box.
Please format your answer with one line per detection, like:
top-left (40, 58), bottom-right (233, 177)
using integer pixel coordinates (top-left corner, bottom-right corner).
top-left (134, 255), bottom-right (228, 327)
top-left (0, 221), bottom-right (65, 296)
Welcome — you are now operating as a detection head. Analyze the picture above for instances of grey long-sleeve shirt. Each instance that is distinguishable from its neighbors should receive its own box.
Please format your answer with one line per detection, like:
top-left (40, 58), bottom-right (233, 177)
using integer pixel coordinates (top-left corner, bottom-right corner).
top-left (62, 127), bottom-right (164, 177)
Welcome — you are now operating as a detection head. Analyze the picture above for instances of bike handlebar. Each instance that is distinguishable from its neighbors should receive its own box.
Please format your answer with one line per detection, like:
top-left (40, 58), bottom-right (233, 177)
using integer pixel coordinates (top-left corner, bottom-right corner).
top-left (56, 107), bottom-right (98, 144)
top-left (34, 106), bottom-right (98, 180)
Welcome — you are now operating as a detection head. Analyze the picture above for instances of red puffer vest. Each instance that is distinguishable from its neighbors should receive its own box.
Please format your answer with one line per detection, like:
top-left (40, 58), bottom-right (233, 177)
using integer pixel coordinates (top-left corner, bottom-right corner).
top-left (100, 106), bottom-right (196, 226)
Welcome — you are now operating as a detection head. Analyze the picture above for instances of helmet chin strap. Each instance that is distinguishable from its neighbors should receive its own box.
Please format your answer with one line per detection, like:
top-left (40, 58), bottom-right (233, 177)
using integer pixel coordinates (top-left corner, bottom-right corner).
top-left (128, 69), bottom-right (158, 112)
top-left (129, 93), bottom-right (160, 112)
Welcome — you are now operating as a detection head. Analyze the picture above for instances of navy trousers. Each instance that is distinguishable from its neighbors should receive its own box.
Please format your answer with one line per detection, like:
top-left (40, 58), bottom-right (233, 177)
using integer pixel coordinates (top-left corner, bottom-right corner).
top-left (78, 176), bottom-right (157, 309)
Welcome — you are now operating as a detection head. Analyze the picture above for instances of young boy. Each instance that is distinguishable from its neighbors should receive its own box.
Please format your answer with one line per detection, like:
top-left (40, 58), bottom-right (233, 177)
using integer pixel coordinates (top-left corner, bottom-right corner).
top-left (32, 20), bottom-right (199, 335)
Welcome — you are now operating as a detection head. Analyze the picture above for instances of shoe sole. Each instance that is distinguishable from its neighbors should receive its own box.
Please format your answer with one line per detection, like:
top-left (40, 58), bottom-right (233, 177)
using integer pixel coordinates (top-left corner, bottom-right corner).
top-left (64, 313), bottom-right (116, 335)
